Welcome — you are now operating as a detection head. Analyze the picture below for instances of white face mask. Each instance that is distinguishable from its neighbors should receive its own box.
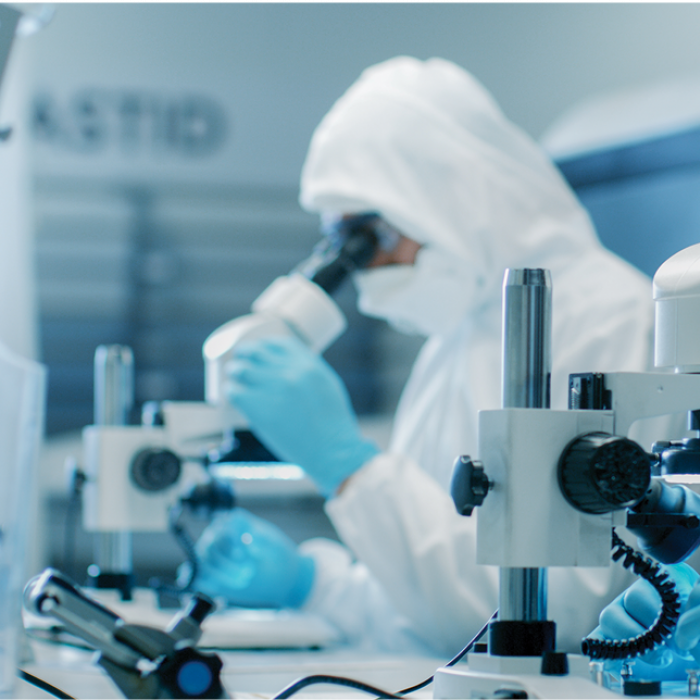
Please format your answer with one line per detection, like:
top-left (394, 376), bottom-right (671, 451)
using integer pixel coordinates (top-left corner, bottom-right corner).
top-left (353, 247), bottom-right (477, 337)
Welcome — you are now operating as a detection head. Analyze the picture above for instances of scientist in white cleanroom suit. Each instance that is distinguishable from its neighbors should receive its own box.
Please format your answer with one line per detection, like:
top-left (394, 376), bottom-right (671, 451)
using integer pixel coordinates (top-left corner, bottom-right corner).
top-left (191, 56), bottom-right (660, 656)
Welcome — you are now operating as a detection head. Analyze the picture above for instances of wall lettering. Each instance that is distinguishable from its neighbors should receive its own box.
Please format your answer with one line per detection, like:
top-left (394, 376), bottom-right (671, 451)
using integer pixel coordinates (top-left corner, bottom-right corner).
top-left (32, 89), bottom-right (228, 158)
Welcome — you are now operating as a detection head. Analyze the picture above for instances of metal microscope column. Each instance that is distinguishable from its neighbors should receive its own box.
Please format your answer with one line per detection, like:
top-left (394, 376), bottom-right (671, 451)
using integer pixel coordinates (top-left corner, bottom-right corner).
top-left (92, 344), bottom-right (135, 600)
top-left (499, 268), bottom-right (552, 622)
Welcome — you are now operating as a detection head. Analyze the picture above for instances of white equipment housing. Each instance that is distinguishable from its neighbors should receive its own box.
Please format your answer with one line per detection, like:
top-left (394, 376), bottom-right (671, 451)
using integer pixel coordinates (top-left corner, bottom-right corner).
top-left (434, 242), bottom-right (700, 698)
top-left (82, 274), bottom-right (346, 534)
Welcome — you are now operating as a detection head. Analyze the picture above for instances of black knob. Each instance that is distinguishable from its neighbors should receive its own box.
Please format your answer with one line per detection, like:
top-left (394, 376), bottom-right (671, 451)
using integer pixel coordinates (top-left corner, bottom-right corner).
top-left (130, 448), bottom-right (182, 492)
top-left (186, 593), bottom-right (216, 625)
top-left (540, 651), bottom-right (568, 676)
top-left (158, 647), bottom-right (224, 699)
top-left (181, 480), bottom-right (235, 516)
top-left (451, 455), bottom-right (492, 516)
top-left (558, 432), bottom-right (650, 514)
top-left (622, 679), bottom-right (662, 696)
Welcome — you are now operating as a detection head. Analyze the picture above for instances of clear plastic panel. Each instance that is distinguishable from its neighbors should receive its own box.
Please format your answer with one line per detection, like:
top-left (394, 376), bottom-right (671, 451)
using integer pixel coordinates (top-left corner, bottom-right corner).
top-left (0, 342), bottom-right (46, 695)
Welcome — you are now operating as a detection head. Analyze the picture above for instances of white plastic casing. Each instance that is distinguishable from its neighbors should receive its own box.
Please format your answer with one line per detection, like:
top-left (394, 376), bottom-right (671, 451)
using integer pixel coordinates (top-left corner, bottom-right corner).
top-left (251, 273), bottom-right (347, 351)
top-left (202, 274), bottom-right (347, 408)
top-left (82, 425), bottom-right (180, 532)
top-left (654, 242), bottom-right (700, 371)
top-left (476, 408), bottom-right (617, 568)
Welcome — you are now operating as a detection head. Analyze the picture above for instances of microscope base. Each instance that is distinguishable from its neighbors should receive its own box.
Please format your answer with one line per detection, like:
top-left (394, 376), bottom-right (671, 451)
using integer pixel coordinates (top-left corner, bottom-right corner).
top-left (432, 653), bottom-right (620, 699)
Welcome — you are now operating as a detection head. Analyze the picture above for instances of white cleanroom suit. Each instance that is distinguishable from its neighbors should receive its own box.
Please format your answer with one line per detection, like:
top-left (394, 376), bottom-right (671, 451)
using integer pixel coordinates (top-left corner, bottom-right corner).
top-left (297, 56), bottom-right (659, 656)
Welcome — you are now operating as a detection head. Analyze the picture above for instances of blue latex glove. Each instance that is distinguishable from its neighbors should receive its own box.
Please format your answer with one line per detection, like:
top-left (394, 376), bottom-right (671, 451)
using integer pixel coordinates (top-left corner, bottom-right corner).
top-left (674, 579), bottom-right (700, 664)
top-left (226, 335), bottom-right (379, 496)
top-left (183, 508), bottom-right (315, 609)
top-left (588, 562), bottom-right (699, 679)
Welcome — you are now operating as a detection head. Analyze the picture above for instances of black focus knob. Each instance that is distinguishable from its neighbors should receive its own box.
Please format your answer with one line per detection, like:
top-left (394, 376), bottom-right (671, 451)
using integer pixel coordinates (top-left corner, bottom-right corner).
top-left (540, 651), bottom-right (569, 676)
top-left (622, 679), bottom-right (662, 697)
top-left (558, 432), bottom-right (651, 514)
top-left (451, 455), bottom-right (492, 516)
top-left (158, 647), bottom-right (224, 699)
top-left (185, 593), bottom-right (216, 625)
top-left (130, 448), bottom-right (182, 492)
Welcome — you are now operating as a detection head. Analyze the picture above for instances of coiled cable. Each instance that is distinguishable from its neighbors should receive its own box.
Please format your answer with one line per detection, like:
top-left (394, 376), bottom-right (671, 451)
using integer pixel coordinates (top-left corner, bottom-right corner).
top-left (581, 529), bottom-right (682, 660)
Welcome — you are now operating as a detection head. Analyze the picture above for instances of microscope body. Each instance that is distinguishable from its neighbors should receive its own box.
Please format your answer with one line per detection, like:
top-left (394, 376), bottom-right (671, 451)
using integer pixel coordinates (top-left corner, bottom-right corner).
top-left (475, 407), bottom-right (617, 570)
top-left (82, 272), bottom-right (346, 535)
top-left (435, 243), bottom-right (700, 698)
top-left (82, 214), bottom-right (385, 542)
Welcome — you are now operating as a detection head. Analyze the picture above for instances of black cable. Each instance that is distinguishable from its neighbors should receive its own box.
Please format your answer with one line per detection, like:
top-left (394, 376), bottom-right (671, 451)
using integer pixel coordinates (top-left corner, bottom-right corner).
top-left (394, 608), bottom-right (498, 696)
top-left (271, 611), bottom-right (498, 700)
top-left (581, 529), bottom-right (682, 660)
top-left (17, 669), bottom-right (76, 700)
top-left (444, 609), bottom-right (498, 667)
top-left (273, 674), bottom-right (401, 699)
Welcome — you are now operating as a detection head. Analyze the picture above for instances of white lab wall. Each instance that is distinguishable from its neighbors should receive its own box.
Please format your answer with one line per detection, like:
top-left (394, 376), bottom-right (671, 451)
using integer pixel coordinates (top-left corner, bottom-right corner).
top-left (25, 3), bottom-right (700, 184)
top-left (22, 3), bottom-right (700, 578)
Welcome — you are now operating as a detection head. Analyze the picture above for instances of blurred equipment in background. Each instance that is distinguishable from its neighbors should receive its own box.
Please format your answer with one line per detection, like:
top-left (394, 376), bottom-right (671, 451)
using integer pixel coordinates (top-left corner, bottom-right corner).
top-left (36, 187), bottom-right (395, 437)
top-left (0, 342), bottom-right (46, 695)
top-left (77, 219), bottom-right (383, 603)
top-left (24, 569), bottom-right (228, 699)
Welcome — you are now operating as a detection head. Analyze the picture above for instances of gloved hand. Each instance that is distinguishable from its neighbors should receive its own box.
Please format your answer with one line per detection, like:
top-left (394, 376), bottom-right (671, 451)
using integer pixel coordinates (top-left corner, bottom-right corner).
top-left (182, 508), bottom-right (315, 609)
top-left (589, 562), bottom-right (699, 676)
top-left (226, 335), bottom-right (379, 497)
top-left (674, 578), bottom-right (700, 664)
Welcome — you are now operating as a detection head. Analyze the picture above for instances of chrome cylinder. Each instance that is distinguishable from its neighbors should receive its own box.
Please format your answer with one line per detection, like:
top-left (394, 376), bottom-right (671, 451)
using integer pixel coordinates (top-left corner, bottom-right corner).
top-left (499, 568), bottom-right (547, 621)
top-left (94, 345), bottom-right (134, 426)
top-left (499, 269), bottom-right (552, 622)
top-left (93, 345), bottom-right (133, 574)
top-left (501, 268), bottom-right (552, 410)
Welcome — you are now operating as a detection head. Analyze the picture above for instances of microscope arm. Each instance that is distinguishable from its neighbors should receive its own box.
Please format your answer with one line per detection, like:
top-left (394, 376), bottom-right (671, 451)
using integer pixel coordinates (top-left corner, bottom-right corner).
top-left (601, 372), bottom-right (700, 438)
top-left (24, 569), bottom-right (227, 699)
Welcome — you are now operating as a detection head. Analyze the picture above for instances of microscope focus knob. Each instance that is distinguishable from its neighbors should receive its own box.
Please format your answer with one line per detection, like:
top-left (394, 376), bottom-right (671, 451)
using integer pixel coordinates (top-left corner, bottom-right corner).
top-left (558, 432), bottom-right (651, 514)
top-left (158, 646), bottom-right (225, 699)
top-left (130, 448), bottom-right (182, 492)
top-left (451, 455), bottom-right (492, 516)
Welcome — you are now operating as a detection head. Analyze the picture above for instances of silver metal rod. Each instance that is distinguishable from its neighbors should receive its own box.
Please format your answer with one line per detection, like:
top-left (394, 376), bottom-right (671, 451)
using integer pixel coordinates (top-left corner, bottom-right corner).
top-left (94, 345), bottom-right (134, 574)
top-left (499, 568), bottom-right (547, 621)
top-left (501, 268), bottom-right (552, 410)
top-left (95, 532), bottom-right (132, 576)
top-left (94, 345), bottom-right (134, 426)
top-left (499, 269), bottom-right (552, 621)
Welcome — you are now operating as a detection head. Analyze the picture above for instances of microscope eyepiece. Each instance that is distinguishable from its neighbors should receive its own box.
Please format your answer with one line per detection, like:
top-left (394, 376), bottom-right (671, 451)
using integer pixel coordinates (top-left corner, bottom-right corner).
top-left (298, 213), bottom-right (391, 295)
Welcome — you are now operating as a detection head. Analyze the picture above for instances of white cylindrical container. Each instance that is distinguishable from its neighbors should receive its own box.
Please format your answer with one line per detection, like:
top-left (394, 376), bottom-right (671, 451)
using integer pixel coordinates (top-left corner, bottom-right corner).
top-left (654, 243), bottom-right (700, 372)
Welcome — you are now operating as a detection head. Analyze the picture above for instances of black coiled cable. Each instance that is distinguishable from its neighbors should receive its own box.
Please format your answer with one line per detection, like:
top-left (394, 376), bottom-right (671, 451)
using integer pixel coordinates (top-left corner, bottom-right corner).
top-left (581, 529), bottom-right (682, 660)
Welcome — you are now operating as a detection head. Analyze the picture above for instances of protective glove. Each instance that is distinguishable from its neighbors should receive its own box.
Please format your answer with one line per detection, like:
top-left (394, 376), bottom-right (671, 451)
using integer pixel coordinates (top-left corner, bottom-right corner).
top-left (588, 562), bottom-right (699, 678)
top-left (674, 578), bottom-right (700, 664)
top-left (183, 508), bottom-right (315, 609)
top-left (226, 335), bottom-right (379, 497)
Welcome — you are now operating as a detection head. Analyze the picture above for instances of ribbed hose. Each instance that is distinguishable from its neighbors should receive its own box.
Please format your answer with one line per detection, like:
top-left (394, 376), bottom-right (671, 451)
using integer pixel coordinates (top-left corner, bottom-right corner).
top-left (581, 530), bottom-right (682, 660)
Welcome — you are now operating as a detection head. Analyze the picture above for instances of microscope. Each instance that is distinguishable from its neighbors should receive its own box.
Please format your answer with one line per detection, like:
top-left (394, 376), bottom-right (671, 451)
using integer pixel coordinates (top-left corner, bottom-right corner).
top-left (79, 214), bottom-right (384, 599)
top-left (435, 243), bottom-right (700, 699)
